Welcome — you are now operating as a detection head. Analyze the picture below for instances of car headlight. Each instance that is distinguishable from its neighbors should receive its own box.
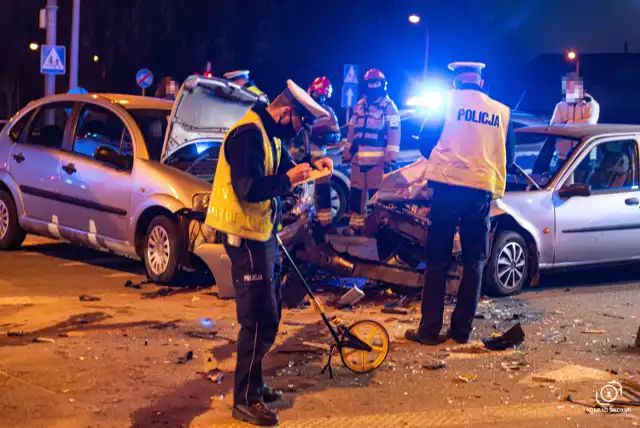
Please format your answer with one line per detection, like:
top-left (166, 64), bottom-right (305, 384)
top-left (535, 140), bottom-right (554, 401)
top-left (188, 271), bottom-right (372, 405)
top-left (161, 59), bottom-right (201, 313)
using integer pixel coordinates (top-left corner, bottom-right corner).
top-left (192, 193), bottom-right (210, 212)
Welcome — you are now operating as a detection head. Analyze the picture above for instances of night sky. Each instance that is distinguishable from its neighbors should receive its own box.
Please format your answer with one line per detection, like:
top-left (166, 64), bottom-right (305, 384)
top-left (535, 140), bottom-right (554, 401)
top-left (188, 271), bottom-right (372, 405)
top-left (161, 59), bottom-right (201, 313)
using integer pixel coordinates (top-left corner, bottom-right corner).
top-left (1, 0), bottom-right (639, 119)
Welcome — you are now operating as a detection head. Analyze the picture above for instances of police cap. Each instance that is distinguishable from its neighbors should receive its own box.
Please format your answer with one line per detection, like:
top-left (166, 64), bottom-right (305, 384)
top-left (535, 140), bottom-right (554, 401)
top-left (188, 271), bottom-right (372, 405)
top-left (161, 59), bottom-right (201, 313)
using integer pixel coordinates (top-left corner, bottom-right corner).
top-left (284, 80), bottom-right (329, 122)
top-left (448, 62), bottom-right (486, 75)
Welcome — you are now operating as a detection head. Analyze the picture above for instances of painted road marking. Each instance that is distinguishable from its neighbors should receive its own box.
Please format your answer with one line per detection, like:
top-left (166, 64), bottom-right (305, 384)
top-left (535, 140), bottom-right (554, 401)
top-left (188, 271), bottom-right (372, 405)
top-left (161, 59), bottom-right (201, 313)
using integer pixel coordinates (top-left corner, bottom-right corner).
top-left (197, 402), bottom-right (588, 428)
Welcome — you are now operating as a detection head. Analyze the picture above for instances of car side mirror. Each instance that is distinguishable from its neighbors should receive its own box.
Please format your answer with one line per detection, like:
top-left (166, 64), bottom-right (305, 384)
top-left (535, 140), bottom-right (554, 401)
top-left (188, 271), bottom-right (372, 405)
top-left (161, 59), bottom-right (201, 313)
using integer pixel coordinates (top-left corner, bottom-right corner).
top-left (94, 146), bottom-right (131, 170)
top-left (558, 183), bottom-right (592, 198)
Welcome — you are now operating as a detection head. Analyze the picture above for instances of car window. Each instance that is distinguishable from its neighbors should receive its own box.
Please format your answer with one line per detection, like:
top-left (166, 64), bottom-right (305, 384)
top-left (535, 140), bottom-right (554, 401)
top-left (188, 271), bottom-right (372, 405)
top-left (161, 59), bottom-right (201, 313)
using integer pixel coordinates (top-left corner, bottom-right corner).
top-left (128, 109), bottom-right (170, 161)
top-left (563, 139), bottom-right (638, 191)
top-left (24, 102), bottom-right (73, 149)
top-left (8, 111), bottom-right (33, 142)
top-left (73, 105), bottom-right (127, 159)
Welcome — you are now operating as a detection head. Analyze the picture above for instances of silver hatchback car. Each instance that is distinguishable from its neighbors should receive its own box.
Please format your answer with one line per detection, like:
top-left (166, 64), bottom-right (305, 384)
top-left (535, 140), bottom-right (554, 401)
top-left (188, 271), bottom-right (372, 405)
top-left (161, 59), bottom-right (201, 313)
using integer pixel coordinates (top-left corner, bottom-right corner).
top-left (370, 124), bottom-right (640, 296)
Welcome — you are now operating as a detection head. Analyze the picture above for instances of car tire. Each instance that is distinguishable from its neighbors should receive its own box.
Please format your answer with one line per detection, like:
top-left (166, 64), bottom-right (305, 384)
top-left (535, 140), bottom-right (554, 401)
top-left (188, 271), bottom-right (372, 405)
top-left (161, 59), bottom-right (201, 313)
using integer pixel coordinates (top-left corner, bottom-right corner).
top-left (0, 190), bottom-right (26, 251)
top-left (143, 215), bottom-right (182, 284)
top-left (330, 178), bottom-right (348, 224)
top-left (483, 231), bottom-right (529, 296)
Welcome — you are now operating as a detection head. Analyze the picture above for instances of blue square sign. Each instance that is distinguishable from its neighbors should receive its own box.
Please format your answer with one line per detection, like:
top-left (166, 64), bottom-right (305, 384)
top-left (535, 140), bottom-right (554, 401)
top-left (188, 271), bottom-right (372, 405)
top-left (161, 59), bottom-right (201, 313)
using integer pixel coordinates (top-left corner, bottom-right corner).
top-left (341, 64), bottom-right (359, 108)
top-left (41, 45), bottom-right (66, 75)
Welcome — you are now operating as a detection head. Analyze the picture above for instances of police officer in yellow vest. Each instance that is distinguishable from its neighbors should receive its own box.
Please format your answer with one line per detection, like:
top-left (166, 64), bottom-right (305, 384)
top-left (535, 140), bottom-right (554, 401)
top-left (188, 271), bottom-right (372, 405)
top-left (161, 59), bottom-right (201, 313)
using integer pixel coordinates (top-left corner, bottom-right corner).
top-left (343, 68), bottom-right (401, 236)
top-left (405, 62), bottom-right (516, 346)
top-left (223, 70), bottom-right (270, 104)
top-left (206, 80), bottom-right (331, 426)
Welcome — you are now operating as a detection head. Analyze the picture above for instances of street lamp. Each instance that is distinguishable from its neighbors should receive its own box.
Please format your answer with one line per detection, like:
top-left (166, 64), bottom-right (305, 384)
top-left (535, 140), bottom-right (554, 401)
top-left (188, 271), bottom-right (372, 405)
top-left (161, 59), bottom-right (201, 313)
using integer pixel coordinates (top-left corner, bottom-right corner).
top-left (566, 50), bottom-right (579, 76)
top-left (409, 14), bottom-right (429, 76)
top-left (93, 55), bottom-right (99, 63)
top-left (29, 43), bottom-right (39, 51)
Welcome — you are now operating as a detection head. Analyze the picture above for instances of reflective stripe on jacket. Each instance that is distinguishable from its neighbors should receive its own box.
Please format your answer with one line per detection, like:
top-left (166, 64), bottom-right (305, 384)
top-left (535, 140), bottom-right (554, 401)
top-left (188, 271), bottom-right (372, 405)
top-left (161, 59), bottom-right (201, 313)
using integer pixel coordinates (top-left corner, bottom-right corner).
top-left (344, 95), bottom-right (400, 166)
top-left (205, 110), bottom-right (282, 241)
top-left (423, 89), bottom-right (510, 199)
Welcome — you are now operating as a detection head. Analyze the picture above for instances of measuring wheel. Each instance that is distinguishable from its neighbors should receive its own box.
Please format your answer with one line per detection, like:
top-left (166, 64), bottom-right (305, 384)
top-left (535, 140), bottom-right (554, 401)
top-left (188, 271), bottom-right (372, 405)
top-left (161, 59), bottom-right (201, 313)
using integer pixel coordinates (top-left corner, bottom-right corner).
top-left (338, 320), bottom-right (390, 373)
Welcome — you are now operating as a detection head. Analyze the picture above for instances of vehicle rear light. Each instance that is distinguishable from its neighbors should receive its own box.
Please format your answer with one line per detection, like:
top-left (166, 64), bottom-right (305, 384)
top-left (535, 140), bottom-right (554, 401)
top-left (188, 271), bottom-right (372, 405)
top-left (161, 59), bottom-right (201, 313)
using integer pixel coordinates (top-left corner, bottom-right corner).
top-left (543, 228), bottom-right (551, 234)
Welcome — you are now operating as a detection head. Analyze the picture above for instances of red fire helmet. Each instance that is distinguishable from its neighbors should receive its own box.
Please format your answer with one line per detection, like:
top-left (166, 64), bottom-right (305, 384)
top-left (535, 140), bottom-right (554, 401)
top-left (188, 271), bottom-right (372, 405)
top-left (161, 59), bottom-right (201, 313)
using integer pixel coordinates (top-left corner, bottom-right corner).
top-left (364, 68), bottom-right (386, 82)
top-left (308, 76), bottom-right (333, 98)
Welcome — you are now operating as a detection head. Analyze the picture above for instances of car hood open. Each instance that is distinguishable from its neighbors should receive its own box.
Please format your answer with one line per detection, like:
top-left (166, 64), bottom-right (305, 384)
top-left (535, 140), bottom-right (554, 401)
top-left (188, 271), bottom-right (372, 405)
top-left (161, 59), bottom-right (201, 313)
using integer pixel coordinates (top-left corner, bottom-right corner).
top-left (160, 76), bottom-right (259, 163)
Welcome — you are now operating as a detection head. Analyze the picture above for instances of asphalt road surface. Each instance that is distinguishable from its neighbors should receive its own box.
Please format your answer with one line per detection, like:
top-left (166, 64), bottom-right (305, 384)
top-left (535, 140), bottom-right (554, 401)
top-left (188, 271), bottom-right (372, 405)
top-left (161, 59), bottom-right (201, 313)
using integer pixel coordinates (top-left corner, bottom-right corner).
top-left (0, 236), bottom-right (638, 428)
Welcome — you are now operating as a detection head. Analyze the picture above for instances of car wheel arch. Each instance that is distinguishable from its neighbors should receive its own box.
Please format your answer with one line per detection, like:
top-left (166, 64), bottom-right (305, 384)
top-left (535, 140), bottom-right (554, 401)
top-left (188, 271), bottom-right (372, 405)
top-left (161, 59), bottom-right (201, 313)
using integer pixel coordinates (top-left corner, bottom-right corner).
top-left (491, 214), bottom-right (540, 287)
top-left (0, 174), bottom-right (24, 217)
top-left (134, 206), bottom-right (177, 258)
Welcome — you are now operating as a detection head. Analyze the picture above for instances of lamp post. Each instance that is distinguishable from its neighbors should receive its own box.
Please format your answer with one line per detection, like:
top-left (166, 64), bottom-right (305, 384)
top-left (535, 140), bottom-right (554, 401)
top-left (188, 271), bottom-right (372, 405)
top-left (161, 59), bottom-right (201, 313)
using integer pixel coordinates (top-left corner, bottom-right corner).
top-left (409, 14), bottom-right (429, 76)
top-left (566, 50), bottom-right (579, 76)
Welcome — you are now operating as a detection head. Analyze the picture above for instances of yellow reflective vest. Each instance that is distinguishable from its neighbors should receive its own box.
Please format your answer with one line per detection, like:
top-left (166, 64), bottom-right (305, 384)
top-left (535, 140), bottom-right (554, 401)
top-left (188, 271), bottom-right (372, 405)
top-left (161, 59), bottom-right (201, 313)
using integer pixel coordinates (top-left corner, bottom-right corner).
top-left (423, 89), bottom-right (510, 199)
top-left (205, 109), bottom-right (282, 242)
top-left (247, 85), bottom-right (270, 104)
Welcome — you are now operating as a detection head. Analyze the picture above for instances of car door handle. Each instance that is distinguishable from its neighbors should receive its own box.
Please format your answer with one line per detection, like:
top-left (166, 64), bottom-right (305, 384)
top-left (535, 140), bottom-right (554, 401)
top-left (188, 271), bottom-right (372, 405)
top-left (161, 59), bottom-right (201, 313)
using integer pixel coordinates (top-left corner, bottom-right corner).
top-left (12, 153), bottom-right (25, 163)
top-left (62, 163), bottom-right (77, 175)
top-left (625, 198), bottom-right (639, 206)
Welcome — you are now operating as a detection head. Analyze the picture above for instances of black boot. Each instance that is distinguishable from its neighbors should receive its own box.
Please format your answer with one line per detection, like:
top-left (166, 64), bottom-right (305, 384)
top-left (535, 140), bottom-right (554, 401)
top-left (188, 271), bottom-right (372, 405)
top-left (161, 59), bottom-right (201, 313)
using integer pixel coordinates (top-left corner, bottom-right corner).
top-left (405, 329), bottom-right (447, 346)
top-left (263, 384), bottom-right (284, 403)
top-left (232, 401), bottom-right (279, 426)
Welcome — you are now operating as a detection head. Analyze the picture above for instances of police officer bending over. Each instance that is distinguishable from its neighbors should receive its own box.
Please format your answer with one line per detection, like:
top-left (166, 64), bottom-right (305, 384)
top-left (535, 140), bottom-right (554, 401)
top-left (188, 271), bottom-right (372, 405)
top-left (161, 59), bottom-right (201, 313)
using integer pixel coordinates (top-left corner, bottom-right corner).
top-left (205, 80), bottom-right (331, 426)
top-left (405, 62), bottom-right (516, 346)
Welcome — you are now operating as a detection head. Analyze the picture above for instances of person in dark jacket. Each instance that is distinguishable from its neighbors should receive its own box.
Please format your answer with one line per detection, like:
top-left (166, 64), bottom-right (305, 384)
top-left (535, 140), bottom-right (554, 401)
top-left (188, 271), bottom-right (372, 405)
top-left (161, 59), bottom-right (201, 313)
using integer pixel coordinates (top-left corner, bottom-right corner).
top-left (205, 80), bottom-right (331, 426)
top-left (406, 62), bottom-right (516, 346)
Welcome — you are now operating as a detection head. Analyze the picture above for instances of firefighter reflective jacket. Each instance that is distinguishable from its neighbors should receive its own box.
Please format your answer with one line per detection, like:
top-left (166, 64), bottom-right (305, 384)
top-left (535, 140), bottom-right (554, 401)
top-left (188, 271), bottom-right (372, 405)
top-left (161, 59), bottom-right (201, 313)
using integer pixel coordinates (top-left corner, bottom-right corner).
top-left (344, 95), bottom-right (400, 167)
top-left (205, 110), bottom-right (281, 242)
top-left (423, 88), bottom-right (510, 199)
top-left (291, 104), bottom-right (340, 158)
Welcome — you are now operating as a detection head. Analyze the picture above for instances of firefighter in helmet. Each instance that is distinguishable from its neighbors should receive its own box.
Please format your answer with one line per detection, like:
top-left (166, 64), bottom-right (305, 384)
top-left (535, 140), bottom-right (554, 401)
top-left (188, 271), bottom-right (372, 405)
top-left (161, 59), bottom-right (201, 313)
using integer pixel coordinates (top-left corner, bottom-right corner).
top-left (343, 68), bottom-right (401, 236)
top-left (294, 76), bottom-right (341, 232)
top-left (223, 70), bottom-right (270, 104)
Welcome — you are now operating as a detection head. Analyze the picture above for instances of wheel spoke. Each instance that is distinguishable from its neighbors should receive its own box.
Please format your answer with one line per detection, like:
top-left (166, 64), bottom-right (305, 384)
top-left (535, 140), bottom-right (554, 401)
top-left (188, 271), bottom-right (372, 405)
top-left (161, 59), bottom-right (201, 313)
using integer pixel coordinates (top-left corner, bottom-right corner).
top-left (515, 260), bottom-right (525, 268)
top-left (514, 268), bottom-right (523, 280)
top-left (498, 267), bottom-right (511, 278)
top-left (371, 345), bottom-right (385, 352)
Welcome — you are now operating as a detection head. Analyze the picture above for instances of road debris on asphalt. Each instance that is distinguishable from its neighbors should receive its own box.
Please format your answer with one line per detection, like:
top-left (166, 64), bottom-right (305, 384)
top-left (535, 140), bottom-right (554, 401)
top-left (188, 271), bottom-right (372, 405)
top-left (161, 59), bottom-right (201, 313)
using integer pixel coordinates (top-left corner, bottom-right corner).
top-left (501, 360), bottom-right (528, 371)
top-left (203, 369), bottom-right (224, 383)
top-left (581, 329), bottom-right (606, 334)
top-left (7, 331), bottom-right (25, 337)
top-left (185, 331), bottom-right (218, 340)
top-left (602, 313), bottom-right (625, 320)
top-left (382, 307), bottom-right (409, 315)
top-left (482, 323), bottom-right (525, 351)
top-left (32, 337), bottom-right (55, 344)
top-left (636, 326), bottom-right (640, 347)
top-left (176, 350), bottom-right (194, 364)
top-left (457, 374), bottom-right (478, 383)
top-left (124, 280), bottom-right (142, 290)
top-left (79, 294), bottom-right (101, 302)
top-left (337, 286), bottom-right (365, 308)
top-left (423, 359), bottom-right (447, 370)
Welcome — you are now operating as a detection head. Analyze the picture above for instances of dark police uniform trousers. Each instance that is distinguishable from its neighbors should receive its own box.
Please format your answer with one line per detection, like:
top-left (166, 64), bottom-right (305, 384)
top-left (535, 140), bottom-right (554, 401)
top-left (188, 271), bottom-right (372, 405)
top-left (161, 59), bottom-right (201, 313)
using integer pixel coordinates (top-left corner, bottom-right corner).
top-left (420, 181), bottom-right (491, 340)
top-left (224, 234), bottom-right (282, 406)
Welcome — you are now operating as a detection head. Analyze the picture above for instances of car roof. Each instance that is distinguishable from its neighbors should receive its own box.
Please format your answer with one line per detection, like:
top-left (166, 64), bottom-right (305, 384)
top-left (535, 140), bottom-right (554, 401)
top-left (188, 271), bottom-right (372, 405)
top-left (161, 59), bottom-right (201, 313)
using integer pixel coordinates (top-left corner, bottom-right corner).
top-left (517, 124), bottom-right (640, 139)
top-left (31, 93), bottom-right (173, 111)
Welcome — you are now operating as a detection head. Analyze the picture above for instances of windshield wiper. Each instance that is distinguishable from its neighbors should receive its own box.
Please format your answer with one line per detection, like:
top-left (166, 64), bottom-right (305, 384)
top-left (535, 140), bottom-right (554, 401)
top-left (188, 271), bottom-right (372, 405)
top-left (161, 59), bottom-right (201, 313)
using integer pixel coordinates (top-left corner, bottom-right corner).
top-left (511, 163), bottom-right (541, 190)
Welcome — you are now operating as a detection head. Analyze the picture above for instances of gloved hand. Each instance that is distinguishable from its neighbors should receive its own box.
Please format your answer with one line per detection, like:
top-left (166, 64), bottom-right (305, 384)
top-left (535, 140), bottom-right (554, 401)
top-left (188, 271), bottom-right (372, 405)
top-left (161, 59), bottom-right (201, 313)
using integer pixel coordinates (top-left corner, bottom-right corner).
top-left (384, 163), bottom-right (396, 174)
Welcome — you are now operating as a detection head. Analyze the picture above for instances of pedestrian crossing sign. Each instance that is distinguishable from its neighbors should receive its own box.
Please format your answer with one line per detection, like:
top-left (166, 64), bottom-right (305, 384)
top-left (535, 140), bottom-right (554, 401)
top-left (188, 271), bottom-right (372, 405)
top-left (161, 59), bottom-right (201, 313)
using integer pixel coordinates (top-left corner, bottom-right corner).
top-left (344, 64), bottom-right (359, 84)
top-left (41, 45), bottom-right (66, 75)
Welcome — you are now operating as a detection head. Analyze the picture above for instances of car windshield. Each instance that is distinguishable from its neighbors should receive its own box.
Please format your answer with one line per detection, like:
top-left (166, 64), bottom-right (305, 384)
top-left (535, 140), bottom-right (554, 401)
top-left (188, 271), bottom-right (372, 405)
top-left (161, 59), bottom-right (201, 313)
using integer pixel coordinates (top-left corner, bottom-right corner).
top-left (521, 132), bottom-right (582, 187)
top-left (128, 108), bottom-right (171, 161)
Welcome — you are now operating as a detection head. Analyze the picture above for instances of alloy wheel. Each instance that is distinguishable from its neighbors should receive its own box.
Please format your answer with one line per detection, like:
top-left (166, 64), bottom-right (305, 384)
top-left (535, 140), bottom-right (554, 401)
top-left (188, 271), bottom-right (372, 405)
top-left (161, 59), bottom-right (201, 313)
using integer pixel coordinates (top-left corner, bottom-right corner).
top-left (147, 225), bottom-right (171, 275)
top-left (496, 241), bottom-right (526, 291)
